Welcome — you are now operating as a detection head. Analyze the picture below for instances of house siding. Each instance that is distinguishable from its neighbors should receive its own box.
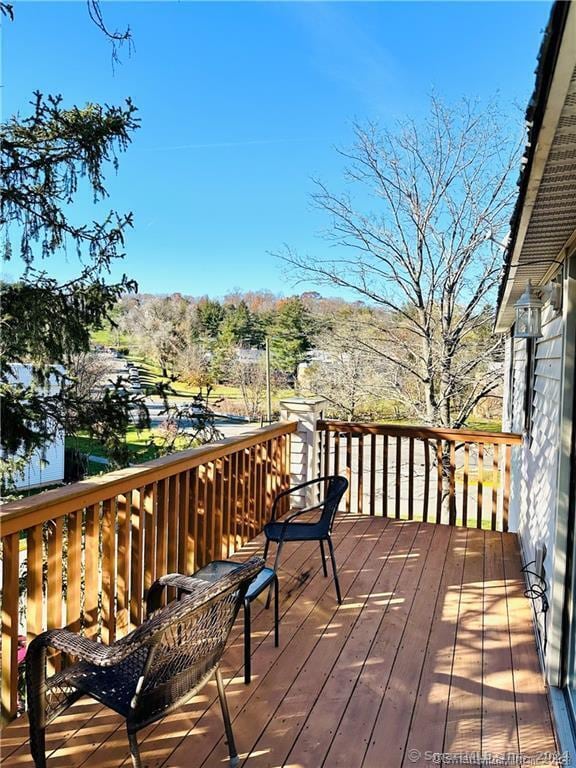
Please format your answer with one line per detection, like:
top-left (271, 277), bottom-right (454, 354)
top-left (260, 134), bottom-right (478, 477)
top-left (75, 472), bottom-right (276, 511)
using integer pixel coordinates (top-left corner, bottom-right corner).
top-left (505, 302), bottom-right (564, 661)
top-left (14, 430), bottom-right (65, 489)
top-left (8, 364), bottom-right (66, 490)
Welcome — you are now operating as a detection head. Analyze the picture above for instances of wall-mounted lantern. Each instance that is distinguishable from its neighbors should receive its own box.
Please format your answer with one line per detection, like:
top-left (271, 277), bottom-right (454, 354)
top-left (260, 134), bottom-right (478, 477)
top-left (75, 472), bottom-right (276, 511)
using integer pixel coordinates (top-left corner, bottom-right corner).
top-left (514, 281), bottom-right (543, 338)
top-left (514, 278), bottom-right (562, 339)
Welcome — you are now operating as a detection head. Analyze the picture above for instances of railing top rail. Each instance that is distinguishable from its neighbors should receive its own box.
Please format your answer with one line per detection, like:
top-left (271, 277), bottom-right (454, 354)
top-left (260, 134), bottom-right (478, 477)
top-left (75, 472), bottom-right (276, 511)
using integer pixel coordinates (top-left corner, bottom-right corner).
top-left (317, 420), bottom-right (523, 446)
top-left (0, 421), bottom-right (297, 536)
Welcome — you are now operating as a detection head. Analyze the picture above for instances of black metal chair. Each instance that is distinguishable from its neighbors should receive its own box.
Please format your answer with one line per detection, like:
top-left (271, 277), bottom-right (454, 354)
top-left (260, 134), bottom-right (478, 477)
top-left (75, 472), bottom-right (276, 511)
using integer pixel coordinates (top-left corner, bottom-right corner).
top-left (25, 557), bottom-right (264, 768)
top-left (263, 475), bottom-right (348, 604)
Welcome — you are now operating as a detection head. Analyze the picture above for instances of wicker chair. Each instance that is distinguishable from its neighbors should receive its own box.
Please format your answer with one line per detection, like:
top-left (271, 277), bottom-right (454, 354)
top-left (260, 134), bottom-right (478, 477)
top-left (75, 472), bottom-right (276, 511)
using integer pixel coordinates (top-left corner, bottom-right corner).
top-left (25, 556), bottom-right (264, 768)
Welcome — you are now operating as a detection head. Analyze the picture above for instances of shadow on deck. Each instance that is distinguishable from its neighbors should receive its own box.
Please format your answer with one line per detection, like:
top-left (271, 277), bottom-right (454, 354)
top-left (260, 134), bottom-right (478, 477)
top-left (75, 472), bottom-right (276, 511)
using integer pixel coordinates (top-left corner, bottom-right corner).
top-left (1, 515), bottom-right (557, 768)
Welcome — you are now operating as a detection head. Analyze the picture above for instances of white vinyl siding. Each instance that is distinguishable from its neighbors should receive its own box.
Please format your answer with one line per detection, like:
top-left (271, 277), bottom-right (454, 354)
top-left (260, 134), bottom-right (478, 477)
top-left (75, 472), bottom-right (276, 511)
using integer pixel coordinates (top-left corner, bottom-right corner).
top-left (508, 303), bottom-right (564, 661)
top-left (9, 363), bottom-right (66, 490)
top-left (13, 430), bottom-right (65, 489)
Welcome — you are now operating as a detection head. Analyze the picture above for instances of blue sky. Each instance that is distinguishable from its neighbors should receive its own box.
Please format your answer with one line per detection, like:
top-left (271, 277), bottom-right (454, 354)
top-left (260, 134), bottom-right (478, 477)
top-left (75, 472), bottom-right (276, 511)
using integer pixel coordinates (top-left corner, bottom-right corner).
top-left (3, 1), bottom-right (552, 298)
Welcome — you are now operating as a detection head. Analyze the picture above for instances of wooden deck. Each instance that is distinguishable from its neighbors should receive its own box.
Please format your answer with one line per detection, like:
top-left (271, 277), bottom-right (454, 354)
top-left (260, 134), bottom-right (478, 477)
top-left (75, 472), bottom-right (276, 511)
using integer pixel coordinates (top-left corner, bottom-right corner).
top-left (1, 516), bottom-right (557, 768)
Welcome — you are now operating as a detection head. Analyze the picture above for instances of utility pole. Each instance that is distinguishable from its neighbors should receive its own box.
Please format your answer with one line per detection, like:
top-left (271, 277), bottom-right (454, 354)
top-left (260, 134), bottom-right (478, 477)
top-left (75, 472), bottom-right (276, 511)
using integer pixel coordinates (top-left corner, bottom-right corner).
top-left (265, 337), bottom-right (272, 423)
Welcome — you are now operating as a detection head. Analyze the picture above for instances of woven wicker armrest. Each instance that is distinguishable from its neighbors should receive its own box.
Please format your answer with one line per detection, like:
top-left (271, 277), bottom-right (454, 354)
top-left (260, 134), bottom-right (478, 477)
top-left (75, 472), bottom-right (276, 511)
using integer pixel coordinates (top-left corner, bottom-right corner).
top-left (146, 573), bottom-right (212, 616)
top-left (28, 629), bottom-right (113, 667)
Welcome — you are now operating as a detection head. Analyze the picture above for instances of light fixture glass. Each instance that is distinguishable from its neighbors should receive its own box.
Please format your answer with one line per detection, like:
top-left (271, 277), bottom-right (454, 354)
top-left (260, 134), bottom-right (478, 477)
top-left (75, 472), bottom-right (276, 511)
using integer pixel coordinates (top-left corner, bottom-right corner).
top-left (514, 280), bottom-right (543, 338)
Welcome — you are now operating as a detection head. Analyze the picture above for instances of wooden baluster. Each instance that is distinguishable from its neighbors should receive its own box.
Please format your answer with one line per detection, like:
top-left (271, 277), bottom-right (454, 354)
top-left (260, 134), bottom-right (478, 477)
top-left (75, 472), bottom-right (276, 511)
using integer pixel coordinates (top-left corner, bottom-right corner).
top-left (503, 444), bottom-right (512, 533)
top-left (324, 429), bottom-right (331, 489)
top-left (395, 437), bottom-right (402, 519)
top-left (261, 440), bottom-right (269, 531)
top-left (222, 456), bottom-right (231, 557)
top-left (47, 517), bottom-right (64, 672)
top-left (281, 433), bottom-right (290, 516)
top-left (248, 447), bottom-right (256, 539)
top-left (275, 434), bottom-right (282, 507)
top-left (156, 479), bottom-right (169, 582)
top-left (267, 439), bottom-right (274, 523)
top-left (436, 439), bottom-right (443, 524)
top-left (167, 475), bottom-right (179, 575)
top-left (255, 444), bottom-right (262, 532)
top-left (334, 431), bottom-right (340, 478)
top-left (197, 463), bottom-right (208, 567)
top-left (270, 437), bottom-right (279, 521)
top-left (1, 533), bottom-right (20, 721)
top-left (357, 433), bottom-right (364, 515)
top-left (84, 505), bottom-right (100, 637)
top-left (462, 443), bottom-right (470, 528)
top-left (214, 458), bottom-right (224, 558)
top-left (66, 511), bottom-right (82, 634)
top-left (476, 443), bottom-right (484, 529)
top-left (242, 448), bottom-right (251, 543)
top-left (423, 439), bottom-right (430, 522)
top-left (261, 441), bottom-right (268, 531)
top-left (491, 444), bottom-right (499, 531)
top-left (143, 483), bottom-right (157, 593)
top-left (130, 489), bottom-right (145, 628)
top-left (232, 452), bottom-right (241, 550)
top-left (266, 439), bottom-right (274, 520)
top-left (449, 440), bottom-right (456, 526)
top-left (261, 441), bottom-right (268, 528)
top-left (178, 471), bottom-right (190, 573)
top-left (238, 449), bottom-right (246, 543)
top-left (189, 469), bottom-right (199, 572)
top-left (370, 434), bottom-right (377, 516)
top-left (256, 443), bottom-right (262, 533)
top-left (236, 450), bottom-right (243, 543)
top-left (205, 462), bottom-right (213, 565)
top-left (116, 493), bottom-right (130, 638)
top-left (345, 433), bottom-right (352, 513)
top-left (382, 435), bottom-right (389, 518)
top-left (408, 437), bottom-right (415, 520)
top-left (101, 499), bottom-right (117, 644)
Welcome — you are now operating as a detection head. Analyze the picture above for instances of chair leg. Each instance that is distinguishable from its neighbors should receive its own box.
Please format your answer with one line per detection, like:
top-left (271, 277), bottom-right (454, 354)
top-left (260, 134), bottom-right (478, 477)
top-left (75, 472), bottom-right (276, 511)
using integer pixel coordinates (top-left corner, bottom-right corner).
top-left (263, 538), bottom-right (270, 563)
top-left (319, 540), bottom-right (328, 577)
top-left (327, 536), bottom-right (342, 604)
top-left (266, 539), bottom-right (284, 609)
top-left (273, 573), bottom-right (280, 647)
top-left (127, 730), bottom-right (143, 768)
top-left (29, 726), bottom-right (47, 768)
top-left (244, 598), bottom-right (251, 685)
top-left (216, 666), bottom-right (239, 768)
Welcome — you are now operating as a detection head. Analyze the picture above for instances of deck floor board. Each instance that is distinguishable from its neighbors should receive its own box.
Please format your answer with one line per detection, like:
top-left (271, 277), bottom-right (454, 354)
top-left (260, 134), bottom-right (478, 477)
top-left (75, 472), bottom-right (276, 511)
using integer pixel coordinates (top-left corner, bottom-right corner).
top-left (1, 517), bottom-right (557, 768)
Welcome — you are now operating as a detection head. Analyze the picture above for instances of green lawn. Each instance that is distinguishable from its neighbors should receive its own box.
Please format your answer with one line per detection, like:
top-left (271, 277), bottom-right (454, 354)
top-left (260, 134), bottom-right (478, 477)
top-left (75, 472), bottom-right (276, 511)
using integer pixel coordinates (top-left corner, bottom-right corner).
top-left (66, 425), bottom-right (158, 465)
top-left (91, 327), bottom-right (131, 349)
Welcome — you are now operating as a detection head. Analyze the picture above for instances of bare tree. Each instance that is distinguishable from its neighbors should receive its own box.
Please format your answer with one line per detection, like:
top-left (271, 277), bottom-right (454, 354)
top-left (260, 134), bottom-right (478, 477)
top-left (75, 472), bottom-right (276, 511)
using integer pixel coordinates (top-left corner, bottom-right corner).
top-left (300, 310), bottom-right (388, 421)
top-left (175, 342), bottom-right (215, 389)
top-left (227, 353), bottom-right (286, 421)
top-left (281, 98), bottom-right (520, 428)
top-left (2, 1), bottom-right (132, 65)
top-left (66, 351), bottom-right (109, 400)
top-left (123, 296), bottom-right (191, 378)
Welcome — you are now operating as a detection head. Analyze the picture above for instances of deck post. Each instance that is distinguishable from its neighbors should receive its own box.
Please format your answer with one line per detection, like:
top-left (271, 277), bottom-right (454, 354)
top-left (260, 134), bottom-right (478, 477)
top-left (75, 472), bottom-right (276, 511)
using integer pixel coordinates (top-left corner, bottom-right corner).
top-left (279, 397), bottom-right (327, 508)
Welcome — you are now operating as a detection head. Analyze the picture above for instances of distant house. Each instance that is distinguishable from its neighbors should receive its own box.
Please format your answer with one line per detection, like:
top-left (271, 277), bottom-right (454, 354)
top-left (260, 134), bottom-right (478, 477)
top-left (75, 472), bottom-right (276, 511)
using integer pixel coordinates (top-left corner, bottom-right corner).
top-left (7, 364), bottom-right (65, 490)
top-left (235, 348), bottom-right (264, 365)
top-left (496, 0), bottom-right (576, 745)
top-left (296, 348), bottom-right (332, 381)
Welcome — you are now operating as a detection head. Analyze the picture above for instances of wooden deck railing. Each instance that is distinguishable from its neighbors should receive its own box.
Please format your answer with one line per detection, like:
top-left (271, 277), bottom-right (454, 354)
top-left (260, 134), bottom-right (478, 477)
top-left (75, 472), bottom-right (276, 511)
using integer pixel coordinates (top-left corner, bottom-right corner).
top-left (0, 421), bottom-right (296, 722)
top-left (317, 421), bottom-right (522, 533)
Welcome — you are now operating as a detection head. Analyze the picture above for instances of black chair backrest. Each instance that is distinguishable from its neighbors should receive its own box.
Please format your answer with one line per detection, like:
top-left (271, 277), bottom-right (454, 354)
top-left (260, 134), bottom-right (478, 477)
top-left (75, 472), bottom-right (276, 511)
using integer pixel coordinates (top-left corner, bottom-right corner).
top-left (318, 475), bottom-right (348, 534)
